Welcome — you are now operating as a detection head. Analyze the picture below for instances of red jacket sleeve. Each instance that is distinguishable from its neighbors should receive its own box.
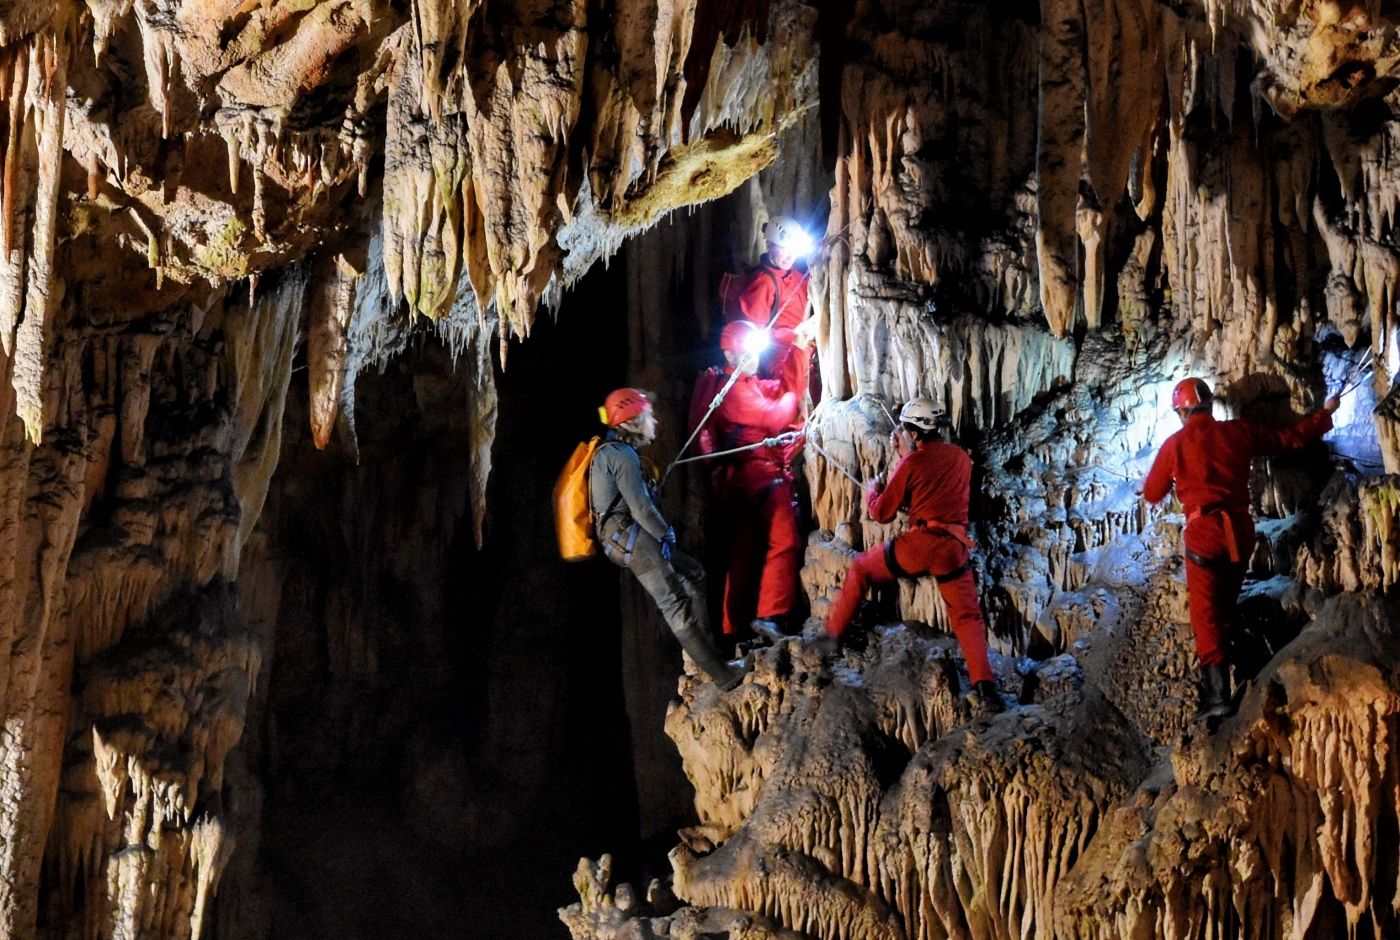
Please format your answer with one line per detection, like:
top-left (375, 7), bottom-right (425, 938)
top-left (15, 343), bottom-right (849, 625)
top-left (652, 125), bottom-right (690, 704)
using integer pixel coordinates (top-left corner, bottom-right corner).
top-left (1246, 409), bottom-right (1333, 457)
top-left (717, 377), bottom-right (798, 432)
top-left (689, 369), bottom-right (723, 454)
top-left (868, 454), bottom-right (912, 523)
top-left (732, 269), bottom-right (777, 326)
top-left (1143, 436), bottom-right (1177, 505)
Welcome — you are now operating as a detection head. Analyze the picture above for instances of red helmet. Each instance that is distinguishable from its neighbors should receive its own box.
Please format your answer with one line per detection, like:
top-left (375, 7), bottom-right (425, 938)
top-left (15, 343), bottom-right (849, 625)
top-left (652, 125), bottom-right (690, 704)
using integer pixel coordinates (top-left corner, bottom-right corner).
top-left (719, 320), bottom-right (769, 356)
top-left (601, 388), bottom-right (652, 427)
top-left (1171, 377), bottom-right (1212, 412)
top-left (720, 320), bottom-right (754, 354)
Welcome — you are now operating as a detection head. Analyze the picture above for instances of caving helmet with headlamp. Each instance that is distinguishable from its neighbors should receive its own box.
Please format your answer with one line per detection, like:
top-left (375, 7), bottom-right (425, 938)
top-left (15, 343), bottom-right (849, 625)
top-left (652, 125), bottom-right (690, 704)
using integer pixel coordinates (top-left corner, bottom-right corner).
top-left (762, 215), bottom-right (815, 258)
top-left (899, 397), bottom-right (946, 432)
top-left (720, 320), bottom-right (770, 359)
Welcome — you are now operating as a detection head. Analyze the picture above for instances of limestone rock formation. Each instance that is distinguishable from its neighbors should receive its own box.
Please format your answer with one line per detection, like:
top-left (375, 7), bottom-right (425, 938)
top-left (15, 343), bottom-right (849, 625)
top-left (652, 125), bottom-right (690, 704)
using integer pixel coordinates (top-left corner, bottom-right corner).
top-left (1, 0), bottom-right (1399, 938)
top-left (565, 1), bottom-right (1400, 938)
top-left (0, 2), bottom-right (817, 938)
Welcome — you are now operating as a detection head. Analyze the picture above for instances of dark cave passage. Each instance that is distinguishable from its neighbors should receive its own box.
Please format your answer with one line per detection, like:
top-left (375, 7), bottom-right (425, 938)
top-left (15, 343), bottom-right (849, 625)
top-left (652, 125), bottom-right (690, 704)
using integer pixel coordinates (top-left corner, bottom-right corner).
top-left (241, 254), bottom-right (720, 939)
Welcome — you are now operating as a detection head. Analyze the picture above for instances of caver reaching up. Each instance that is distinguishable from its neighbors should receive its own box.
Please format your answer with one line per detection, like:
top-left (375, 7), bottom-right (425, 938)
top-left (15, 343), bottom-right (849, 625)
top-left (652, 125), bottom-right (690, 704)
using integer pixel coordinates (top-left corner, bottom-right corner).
top-left (1143, 377), bottom-right (1338, 723)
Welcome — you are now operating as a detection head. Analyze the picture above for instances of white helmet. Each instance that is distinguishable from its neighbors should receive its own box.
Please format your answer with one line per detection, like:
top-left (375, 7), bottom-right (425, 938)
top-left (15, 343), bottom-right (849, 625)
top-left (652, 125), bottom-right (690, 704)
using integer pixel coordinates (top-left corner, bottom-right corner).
top-left (899, 397), bottom-right (945, 432)
top-left (762, 215), bottom-right (814, 256)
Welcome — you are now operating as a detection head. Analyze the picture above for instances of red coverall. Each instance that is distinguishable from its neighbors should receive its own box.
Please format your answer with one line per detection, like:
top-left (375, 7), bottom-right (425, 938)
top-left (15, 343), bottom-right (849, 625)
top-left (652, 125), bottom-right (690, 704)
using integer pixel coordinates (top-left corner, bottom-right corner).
top-left (1143, 408), bottom-right (1332, 666)
top-left (690, 366), bottom-right (801, 635)
top-left (724, 256), bottom-right (812, 406)
top-left (826, 440), bottom-right (995, 685)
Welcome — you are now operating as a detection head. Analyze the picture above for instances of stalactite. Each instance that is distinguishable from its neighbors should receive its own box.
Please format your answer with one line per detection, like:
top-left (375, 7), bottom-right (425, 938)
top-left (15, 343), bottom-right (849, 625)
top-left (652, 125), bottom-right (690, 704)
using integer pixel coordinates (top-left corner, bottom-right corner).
top-left (1036, 0), bottom-right (1087, 338)
top-left (225, 270), bottom-right (306, 553)
top-left (0, 25), bottom-right (69, 444)
top-left (307, 250), bottom-right (362, 450)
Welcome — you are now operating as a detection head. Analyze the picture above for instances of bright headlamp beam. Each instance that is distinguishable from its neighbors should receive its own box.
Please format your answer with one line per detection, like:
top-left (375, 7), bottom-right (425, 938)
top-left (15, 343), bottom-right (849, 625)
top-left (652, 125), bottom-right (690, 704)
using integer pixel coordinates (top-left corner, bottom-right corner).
top-left (780, 227), bottom-right (815, 258)
top-left (742, 328), bottom-right (771, 358)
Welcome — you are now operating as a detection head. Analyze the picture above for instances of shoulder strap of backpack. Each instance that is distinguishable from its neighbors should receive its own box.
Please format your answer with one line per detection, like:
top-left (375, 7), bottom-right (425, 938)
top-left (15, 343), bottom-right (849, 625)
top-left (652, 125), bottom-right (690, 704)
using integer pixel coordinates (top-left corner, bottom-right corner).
top-left (587, 439), bottom-right (627, 528)
top-left (760, 267), bottom-right (781, 323)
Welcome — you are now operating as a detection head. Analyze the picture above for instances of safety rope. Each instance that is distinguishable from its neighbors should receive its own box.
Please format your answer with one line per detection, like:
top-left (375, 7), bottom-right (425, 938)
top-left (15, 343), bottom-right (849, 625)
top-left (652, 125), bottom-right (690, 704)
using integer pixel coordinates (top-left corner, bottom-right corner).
top-left (669, 431), bottom-right (804, 466)
top-left (661, 279), bottom-right (812, 489)
top-left (805, 437), bottom-right (863, 485)
top-left (1337, 347), bottom-right (1375, 398)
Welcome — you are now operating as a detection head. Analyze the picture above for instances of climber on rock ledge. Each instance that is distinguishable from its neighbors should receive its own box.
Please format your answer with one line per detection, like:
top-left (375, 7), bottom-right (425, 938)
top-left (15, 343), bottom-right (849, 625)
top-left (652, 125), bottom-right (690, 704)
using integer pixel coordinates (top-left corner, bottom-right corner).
top-left (825, 398), bottom-right (1004, 713)
top-left (721, 214), bottom-right (820, 428)
top-left (591, 388), bottom-right (748, 690)
top-left (1143, 377), bottom-right (1339, 723)
top-left (689, 320), bottom-right (803, 640)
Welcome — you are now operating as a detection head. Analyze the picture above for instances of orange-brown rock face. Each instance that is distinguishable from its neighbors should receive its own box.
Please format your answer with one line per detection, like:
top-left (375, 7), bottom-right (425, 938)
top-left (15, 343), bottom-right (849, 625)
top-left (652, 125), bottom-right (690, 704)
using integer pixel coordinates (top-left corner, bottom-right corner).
top-left (563, 2), bottom-right (1400, 939)
top-left (2, 0), bottom-right (1400, 939)
top-left (0, 2), bottom-right (818, 938)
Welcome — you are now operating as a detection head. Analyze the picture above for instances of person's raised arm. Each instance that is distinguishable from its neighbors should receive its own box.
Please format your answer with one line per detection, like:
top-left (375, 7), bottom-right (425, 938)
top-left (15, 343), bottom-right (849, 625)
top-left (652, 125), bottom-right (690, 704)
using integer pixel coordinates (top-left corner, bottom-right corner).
top-left (868, 451), bottom-right (912, 523)
top-left (1247, 395), bottom-right (1339, 457)
top-left (1142, 438), bottom-right (1176, 505)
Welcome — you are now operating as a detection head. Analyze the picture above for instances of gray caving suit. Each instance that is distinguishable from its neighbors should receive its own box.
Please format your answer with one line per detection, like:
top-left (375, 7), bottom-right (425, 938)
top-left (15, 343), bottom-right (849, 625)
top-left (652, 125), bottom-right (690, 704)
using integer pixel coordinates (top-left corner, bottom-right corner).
top-left (589, 432), bottom-right (735, 684)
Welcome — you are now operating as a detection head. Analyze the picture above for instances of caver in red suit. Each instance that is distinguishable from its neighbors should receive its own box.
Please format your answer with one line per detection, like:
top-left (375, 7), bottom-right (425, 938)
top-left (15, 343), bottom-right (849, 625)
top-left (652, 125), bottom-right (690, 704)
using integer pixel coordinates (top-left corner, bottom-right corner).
top-left (722, 253), bottom-right (812, 413)
top-left (1143, 378), bottom-right (1335, 674)
top-left (690, 321), bottom-right (802, 636)
top-left (825, 400), bottom-right (997, 696)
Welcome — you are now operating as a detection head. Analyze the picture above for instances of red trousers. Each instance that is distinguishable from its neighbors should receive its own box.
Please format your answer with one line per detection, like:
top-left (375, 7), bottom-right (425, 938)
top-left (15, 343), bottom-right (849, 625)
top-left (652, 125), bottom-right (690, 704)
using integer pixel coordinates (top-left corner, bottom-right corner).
top-left (826, 529), bottom-right (994, 684)
top-left (719, 463), bottom-right (801, 636)
top-left (1183, 510), bottom-right (1254, 667)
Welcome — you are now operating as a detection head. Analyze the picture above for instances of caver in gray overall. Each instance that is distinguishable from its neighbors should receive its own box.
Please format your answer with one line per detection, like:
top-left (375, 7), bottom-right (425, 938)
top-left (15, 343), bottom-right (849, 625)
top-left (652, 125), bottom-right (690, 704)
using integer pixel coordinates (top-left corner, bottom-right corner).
top-left (589, 433), bottom-right (742, 689)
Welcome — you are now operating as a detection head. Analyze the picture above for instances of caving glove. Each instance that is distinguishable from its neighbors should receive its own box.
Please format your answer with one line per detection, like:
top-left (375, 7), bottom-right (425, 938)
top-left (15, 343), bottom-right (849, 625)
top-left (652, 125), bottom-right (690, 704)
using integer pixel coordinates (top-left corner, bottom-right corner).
top-left (660, 526), bottom-right (677, 561)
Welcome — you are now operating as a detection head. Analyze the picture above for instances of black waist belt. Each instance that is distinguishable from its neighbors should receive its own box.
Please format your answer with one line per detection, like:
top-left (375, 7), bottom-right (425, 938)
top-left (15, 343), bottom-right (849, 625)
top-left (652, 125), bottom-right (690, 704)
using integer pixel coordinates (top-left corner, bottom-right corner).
top-left (885, 540), bottom-right (970, 583)
top-left (1184, 546), bottom-right (1245, 571)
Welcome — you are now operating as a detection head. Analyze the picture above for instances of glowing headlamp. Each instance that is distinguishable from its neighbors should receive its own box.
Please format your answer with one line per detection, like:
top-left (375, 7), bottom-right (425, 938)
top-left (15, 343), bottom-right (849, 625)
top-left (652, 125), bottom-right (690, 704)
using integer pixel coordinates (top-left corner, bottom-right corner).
top-left (765, 216), bottom-right (816, 259)
top-left (742, 328), bottom-right (771, 358)
top-left (776, 227), bottom-right (814, 258)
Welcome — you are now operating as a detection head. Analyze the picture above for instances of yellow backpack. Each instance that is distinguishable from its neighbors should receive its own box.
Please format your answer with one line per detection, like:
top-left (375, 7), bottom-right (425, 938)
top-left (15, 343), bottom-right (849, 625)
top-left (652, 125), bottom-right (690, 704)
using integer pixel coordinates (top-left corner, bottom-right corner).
top-left (553, 437), bottom-right (610, 561)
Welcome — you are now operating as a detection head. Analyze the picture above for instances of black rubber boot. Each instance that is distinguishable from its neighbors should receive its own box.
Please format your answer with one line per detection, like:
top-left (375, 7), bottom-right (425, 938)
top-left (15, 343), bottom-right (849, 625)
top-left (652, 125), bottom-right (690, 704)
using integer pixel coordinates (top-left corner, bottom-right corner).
top-left (1192, 663), bottom-right (1233, 723)
top-left (716, 657), bottom-right (752, 692)
top-left (973, 680), bottom-right (1005, 714)
top-left (750, 617), bottom-right (791, 644)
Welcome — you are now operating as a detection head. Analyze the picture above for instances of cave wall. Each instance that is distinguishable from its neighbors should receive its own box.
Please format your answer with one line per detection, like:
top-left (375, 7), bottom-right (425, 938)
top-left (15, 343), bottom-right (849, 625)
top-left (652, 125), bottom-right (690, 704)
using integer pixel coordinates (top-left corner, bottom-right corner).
top-left (0, 1), bottom-right (820, 938)
top-left (2, 0), bottom-right (1400, 938)
top-left (565, 1), bottom-right (1400, 939)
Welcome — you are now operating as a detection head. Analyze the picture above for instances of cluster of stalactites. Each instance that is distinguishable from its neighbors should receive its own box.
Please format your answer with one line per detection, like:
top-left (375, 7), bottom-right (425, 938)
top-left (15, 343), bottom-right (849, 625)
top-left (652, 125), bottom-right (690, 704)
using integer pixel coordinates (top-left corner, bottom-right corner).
top-left (381, 0), bottom-right (819, 360)
top-left (816, 0), bottom-right (1400, 437)
top-left (0, 0), bottom-right (818, 441)
top-left (1037, 0), bottom-right (1400, 351)
top-left (0, 16), bottom-right (72, 444)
